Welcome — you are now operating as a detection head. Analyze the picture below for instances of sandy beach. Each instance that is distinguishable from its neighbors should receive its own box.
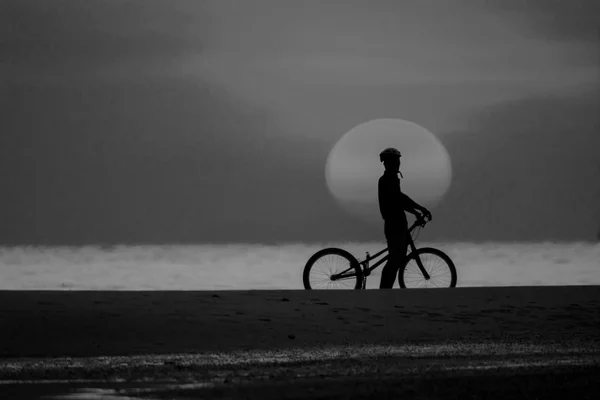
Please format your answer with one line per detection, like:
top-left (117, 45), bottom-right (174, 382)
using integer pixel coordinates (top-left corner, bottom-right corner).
top-left (1, 286), bottom-right (599, 358)
top-left (1, 286), bottom-right (599, 398)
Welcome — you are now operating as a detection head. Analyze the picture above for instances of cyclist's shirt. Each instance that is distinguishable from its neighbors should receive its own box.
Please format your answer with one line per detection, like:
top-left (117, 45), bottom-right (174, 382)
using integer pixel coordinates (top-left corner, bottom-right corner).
top-left (378, 170), bottom-right (407, 225)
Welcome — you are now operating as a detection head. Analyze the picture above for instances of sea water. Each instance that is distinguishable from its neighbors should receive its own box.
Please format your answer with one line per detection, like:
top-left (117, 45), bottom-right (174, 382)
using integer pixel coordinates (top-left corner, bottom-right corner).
top-left (0, 242), bottom-right (598, 290)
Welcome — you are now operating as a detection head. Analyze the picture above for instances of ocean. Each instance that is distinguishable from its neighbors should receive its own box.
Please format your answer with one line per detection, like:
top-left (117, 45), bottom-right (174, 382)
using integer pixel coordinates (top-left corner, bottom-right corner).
top-left (1, 242), bottom-right (598, 290)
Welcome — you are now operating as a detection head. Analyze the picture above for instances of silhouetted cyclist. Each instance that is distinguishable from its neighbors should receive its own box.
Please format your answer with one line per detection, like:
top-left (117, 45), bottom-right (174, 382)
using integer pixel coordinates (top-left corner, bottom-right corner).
top-left (378, 147), bottom-right (432, 289)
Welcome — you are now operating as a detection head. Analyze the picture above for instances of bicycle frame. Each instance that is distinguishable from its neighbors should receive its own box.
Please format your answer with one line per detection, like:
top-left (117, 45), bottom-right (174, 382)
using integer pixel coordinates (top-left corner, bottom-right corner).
top-left (331, 218), bottom-right (431, 288)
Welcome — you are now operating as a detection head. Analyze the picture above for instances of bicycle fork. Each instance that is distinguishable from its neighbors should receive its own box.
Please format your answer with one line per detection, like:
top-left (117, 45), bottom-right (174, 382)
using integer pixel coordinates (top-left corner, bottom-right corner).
top-left (414, 253), bottom-right (431, 281)
top-left (408, 241), bottom-right (431, 281)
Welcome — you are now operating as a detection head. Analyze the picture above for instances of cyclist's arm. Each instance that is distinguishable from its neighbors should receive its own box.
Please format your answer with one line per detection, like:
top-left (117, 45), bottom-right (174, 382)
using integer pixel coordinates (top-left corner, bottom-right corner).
top-left (401, 193), bottom-right (426, 216)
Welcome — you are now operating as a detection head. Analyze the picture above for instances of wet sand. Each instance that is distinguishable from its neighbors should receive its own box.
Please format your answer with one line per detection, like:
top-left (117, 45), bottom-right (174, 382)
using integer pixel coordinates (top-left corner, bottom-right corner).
top-left (2, 352), bottom-right (600, 399)
top-left (1, 286), bottom-right (599, 398)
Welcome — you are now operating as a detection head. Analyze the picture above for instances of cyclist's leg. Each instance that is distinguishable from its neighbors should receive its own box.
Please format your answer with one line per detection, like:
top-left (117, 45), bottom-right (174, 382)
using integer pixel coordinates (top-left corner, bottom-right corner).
top-left (379, 222), bottom-right (408, 289)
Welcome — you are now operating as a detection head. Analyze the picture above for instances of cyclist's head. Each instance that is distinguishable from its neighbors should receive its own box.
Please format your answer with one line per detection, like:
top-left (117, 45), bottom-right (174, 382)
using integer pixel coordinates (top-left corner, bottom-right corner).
top-left (379, 147), bottom-right (401, 173)
top-left (380, 147), bottom-right (401, 162)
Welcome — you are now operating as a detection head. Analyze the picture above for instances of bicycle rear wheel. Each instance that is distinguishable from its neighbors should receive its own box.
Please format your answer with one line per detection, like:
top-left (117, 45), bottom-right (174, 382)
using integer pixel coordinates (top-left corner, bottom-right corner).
top-left (303, 248), bottom-right (363, 290)
top-left (399, 247), bottom-right (457, 288)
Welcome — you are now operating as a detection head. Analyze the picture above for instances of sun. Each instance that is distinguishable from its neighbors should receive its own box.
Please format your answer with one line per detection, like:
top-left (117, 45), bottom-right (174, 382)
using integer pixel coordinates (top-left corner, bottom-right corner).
top-left (325, 118), bottom-right (452, 224)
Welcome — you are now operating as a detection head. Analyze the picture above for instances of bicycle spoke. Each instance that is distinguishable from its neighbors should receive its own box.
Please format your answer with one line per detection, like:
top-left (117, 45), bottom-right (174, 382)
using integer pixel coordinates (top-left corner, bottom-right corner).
top-left (401, 250), bottom-right (455, 288)
top-left (306, 251), bottom-right (360, 290)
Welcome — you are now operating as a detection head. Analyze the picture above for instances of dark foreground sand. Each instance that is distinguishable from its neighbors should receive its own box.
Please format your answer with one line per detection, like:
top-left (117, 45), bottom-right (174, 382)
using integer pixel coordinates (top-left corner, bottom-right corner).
top-left (1, 286), bottom-right (599, 398)
top-left (1, 286), bottom-right (599, 357)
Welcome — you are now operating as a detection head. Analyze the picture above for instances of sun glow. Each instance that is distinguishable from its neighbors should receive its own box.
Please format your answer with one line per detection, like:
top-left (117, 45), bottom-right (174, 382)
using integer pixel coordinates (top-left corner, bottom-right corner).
top-left (325, 119), bottom-right (452, 224)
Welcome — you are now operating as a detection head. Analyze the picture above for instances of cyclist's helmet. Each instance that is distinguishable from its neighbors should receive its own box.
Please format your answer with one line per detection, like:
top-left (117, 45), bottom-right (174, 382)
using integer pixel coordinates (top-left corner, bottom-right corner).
top-left (379, 147), bottom-right (402, 162)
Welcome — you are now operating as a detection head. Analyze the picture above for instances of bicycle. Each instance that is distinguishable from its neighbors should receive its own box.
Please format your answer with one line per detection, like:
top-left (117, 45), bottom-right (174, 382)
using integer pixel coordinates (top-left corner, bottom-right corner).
top-left (303, 216), bottom-right (457, 289)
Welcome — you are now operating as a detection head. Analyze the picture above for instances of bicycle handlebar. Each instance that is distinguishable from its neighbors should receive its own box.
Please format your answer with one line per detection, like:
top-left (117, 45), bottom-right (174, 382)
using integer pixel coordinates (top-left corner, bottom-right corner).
top-left (411, 214), bottom-right (431, 230)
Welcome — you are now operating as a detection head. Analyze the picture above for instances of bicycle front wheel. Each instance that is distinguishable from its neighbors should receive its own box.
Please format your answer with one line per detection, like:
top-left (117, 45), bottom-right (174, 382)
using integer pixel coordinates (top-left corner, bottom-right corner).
top-left (399, 247), bottom-right (457, 288)
top-left (303, 248), bottom-right (363, 290)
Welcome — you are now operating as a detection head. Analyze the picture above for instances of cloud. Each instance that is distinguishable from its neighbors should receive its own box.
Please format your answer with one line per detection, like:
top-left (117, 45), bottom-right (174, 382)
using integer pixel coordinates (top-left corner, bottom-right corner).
top-left (192, 0), bottom-right (596, 147)
top-left (4, 0), bottom-right (598, 245)
top-left (431, 89), bottom-right (600, 241)
top-left (1, 75), bottom-right (370, 245)
top-left (1, 0), bottom-right (205, 78)
top-left (197, 0), bottom-right (587, 87)
top-left (481, 0), bottom-right (600, 44)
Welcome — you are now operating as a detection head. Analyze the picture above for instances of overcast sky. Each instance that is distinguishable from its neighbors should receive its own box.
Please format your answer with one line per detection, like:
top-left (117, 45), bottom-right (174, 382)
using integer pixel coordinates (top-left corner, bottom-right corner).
top-left (2, 0), bottom-right (599, 245)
